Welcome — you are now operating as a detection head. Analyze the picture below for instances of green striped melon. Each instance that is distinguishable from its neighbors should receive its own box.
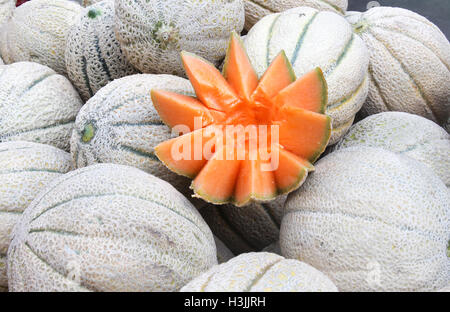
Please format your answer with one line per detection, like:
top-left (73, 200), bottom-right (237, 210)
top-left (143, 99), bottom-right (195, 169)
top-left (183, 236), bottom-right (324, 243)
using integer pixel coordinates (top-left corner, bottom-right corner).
top-left (65, 0), bottom-right (137, 101)
top-left (0, 0), bottom-right (82, 75)
top-left (346, 7), bottom-right (450, 127)
top-left (0, 141), bottom-right (72, 292)
top-left (334, 112), bottom-right (450, 188)
top-left (71, 74), bottom-right (194, 192)
top-left (7, 163), bottom-right (217, 292)
top-left (0, 62), bottom-right (83, 151)
top-left (196, 196), bottom-right (285, 255)
top-left (281, 147), bottom-right (450, 291)
top-left (181, 252), bottom-right (338, 292)
top-left (244, 0), bottom-right (348, 30)
top-left (0, 0), bottom-right (14, 26)
top-left (244, 7), bottom-right (370, 144)
top-left (214, 235), bottom-right (234, 264)
top-left (115, 0), bottom-right (245, 76)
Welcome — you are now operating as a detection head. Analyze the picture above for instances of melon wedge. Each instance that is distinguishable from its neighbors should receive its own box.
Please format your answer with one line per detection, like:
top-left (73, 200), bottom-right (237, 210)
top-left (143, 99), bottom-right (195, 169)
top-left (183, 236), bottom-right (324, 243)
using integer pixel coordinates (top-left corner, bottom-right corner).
top-left (154, 33), bottom-right (331, 206)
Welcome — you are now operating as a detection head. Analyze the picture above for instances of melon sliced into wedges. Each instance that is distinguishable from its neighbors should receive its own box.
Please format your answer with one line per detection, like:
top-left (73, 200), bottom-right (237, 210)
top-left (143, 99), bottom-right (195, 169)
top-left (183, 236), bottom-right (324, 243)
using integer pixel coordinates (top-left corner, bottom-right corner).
top-left (153, 33), bottom-right (331, 206)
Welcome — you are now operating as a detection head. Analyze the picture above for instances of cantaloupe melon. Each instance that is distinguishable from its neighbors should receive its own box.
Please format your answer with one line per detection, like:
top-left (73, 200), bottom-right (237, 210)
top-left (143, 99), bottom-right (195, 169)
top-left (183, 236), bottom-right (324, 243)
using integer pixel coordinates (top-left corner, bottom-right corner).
top-left (0, 62), bottom-right (83, 151)
top-left (0, 0), bottom-right (14, 26)
top-left (334, 112), bottom-right (450, 188)
top-left (0, 0), bottom-right (82, 75)
top-left (244, 7), bottom-right (370, 144)
top-left (153, 33), bottom-right (331, 206)
top-left (115, 0), bottom-right (245, 76)
top-left (196, 196), bottom-right (285, 254)
top-left (214, 235), bottom-right (234, 264)
top-left (71, 73), bottom-right (195, 194)
top-left (346, 7), bottom-right (450, 127)
top-left (281, 147), bottom-right (450, 291)
top-left (181, 252), bottom-right (338, 292)
top-left (244, 0), bottom-right (348, 30)
top-left (0, 141), bottom-right (72, 292)
top-left (65, 0), bottom-right (137, 101)
top-left (7, 163), bottom-right (217, 292)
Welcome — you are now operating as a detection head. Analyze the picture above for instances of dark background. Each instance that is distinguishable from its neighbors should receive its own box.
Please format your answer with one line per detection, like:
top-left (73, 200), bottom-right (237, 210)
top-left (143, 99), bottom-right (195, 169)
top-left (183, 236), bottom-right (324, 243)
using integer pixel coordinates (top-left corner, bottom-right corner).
top-left (348, 0), bottom-right (450, 38)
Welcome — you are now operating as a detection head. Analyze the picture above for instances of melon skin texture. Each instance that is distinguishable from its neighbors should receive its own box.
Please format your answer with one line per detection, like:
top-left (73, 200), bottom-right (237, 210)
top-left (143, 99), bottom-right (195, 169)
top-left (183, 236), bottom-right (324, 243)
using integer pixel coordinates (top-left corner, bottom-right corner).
top-left (346, 7), bottom-right (450, 127)
top-left (71, 74), bottom-right (195, 193)
top-left (0, 0), bottom-right (14, 26)
top-left (334, 112), bottom-right (450, 188)
top-left (7, 163), bottom-right (217, 292)
top-left (115, 0), bottom-right (245, 76)
top-left (0, 62), bottom-right (83, 151)
top-left (196, 196), bottom-right (285, 255)
top-left (0, 0), bottom-right (82, 75)
top-left (214, 235), bottom-right (234, 264)
top-left (280, 147), bottom-right (450, 292)
top-left (244, 7), bottom-right (369, 144)
top-left (65, 0), bottom-right (137, 102)
top-left (0, 141), bottom-right (73, 291)
top-left (244, 0), bottom-right (348, 31)
top-left (181, 252), bottom-right (338, 292)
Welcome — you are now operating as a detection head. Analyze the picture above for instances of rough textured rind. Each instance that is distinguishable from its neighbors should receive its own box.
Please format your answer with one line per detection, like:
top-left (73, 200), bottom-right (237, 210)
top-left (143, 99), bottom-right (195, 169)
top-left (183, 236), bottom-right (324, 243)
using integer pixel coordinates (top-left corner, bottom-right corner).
top-left (0, 0), bottom-right (82, 75)
top-left (244, 0), bottom-right (348, 30)
top-left (71, 74), bottom-right (195, 193)
top-left (0, 0), bottom-right (14, 26)
top-left (346, 7), bottom-right (450, 127)
top-left (115, 0), bottom-right (245, 76)
top-left (334, 112), bottom-right (450, 188)
top-left (196, 196), bottom-right (285, 255)
top-left (281, 147), bottom-right (450, 292)
top-left (0, 141), bottom-right (72, 291)
top-left (7, 163), bottom-right (217, 292)
top-left (65, 0), bottom-right (137, 101)
top-left (244, 7), bottom-right (369, 144)
top-left (0, 62), bottom-right (83, 151)
top-left (214, 235), bottom-right (234, 264)
top-left (181, 252), bottom-right (338, 292)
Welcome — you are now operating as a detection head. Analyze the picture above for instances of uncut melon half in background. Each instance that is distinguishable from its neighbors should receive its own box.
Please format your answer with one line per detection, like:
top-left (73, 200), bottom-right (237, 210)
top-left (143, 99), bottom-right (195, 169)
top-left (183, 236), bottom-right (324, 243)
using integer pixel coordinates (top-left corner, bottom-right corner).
top-left (0, 62), bottom-right (83, 151)
top-left (244, 7), bottom-right (369, 144)
top-left (115, 0), bottom-right (244, 76)
top-left (0, 0), bottom-right (82, 75)
top-left (7, 164), bottom-right (217, 292)
top-left (153, 32), bottom-right (331, 206)
top-left (71, 74), bottom-right (195, 193)
top-left (346, 7), bottom-right (450, 127)
top-left (334, 112), bottom-right (450, 188)
top-left (65, 0), bottom-right (137, 101)
top-left (244, 0), bottom-right (348, 31)
top-left (0, 0), bottom-right (14, 26)
top-left (181, 252), bottom-right (338, 292)
top-left (0, 141), bottom-right (72, 292)
top-left (281, 147), bottom-right (450, 292)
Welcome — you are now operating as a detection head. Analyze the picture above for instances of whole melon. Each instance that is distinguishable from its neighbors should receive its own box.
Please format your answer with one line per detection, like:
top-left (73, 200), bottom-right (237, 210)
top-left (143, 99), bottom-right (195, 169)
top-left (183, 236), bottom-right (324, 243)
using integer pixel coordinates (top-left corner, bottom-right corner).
top-left (0, 0), bottom-right (14, 26)
top-left (214, 235), bottom-right (234, 264)
top-left (334, 112), bottom-right (450, 188)
top-left (181, 252), bottom-right (338, 292)
top-left (65, 0), bottom-right (137, 101)
top-left (280, 147), bottom-right (450, 291)
top-left (115, 0), bottom-right (245, 76)
top-left (71, 74), bottom-right (194, 192)
top-left (196, 196), bottom-right (285, 255)
top-left (0, 0), bottom-right (82, 75)
top-left (244, 0), bottom-right (348, 30)
top-left (0, 62), bottom-right (83, 151)
top-left (0, 141), bottom-right (72, 291)
top-left (244, 7), bottom-right (370, 144)
top-left (7, 163), bottom-right (217, 292)
top-left (346, 7), bottom-right (450, 127)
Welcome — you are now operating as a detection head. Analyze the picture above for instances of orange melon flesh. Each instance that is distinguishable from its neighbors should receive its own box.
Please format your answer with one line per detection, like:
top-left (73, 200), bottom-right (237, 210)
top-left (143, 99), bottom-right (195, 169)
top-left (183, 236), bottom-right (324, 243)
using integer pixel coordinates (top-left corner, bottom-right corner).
top-left (275, 106), bottom-right (331, 162)
top-left (234, 148), bottom-right (277, 206)
top-left (181, 52), bottom-right (240, 112)
top-left (274, 68), bottom-right (328, 114)
top-left (151, 89), bottom-right (214, 131)
top-left (223, 32), bottom-right (258, 102)
top-left (191, 143), bottom-right (241, 204)
top-left (154, 127), bottom-right (217, 178)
